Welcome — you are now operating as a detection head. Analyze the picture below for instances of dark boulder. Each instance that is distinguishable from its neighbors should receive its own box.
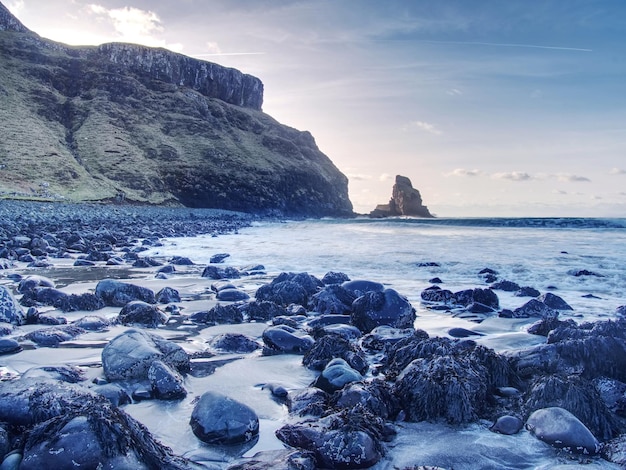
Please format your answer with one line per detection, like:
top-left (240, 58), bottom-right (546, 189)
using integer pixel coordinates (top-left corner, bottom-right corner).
top-left (490, 280), bottom-right (521, 292)
top-left (95, 279), bottom-right (156, 307)
top-left (72, 315), bottom-right (110, 331)
top-left (208, 333), bottom-right (260, 353)
top-left (189, 304), bottom-right (243, 325)
top-left (333, 380), bottom-right (400, 420)
top-left (148, 360), bottom-right (187, 400)
top-left (262, 325), bottom-right (314, 355)
top-left (0, 285), bottom-right (24, 324)
top-left (0, 338), bottom-right (21, 355)
top-left (190, 391), bottom-right (259, 445)
top-left (351, 288), bottom-right (415, 333)
top-left (169, 256), bottom-right (194, 265)
top-left (59, 293), bottom-right (106, 312)
top-left (302, 334), bottom-right (368, 374)
top-left (538, 292), bottom-right (573, 310)
top-left (256, 272), bottom-right (322, 307)
top-left (217, 288), bottom-right (250, 301)
top-left (201, 265), bottom-right (241, 279)
top-left (287, 387), bottom-right (330, 417)
top-left (311, 358), bottom-right (363, 393)
top-left (526, 407), bottom-right (600, 455)
top-left (420, 285), bottom-right (455, 305)
top-left (512, 299), bottom-right (559, 319)
top-left (341, 279), bottom-right (384, 297)
top-left (308, 284), bottom-right (356, 315)
top-left (490, 415), bottom-right (523, 435)
top-left (156, 287), bottom-right (181, 303)
top-left (523, 374), bottom-right (618, 440)
top-left (322, 271), bottom-right (350, 285)
top-left (102, 329), bottom-right (189, 381)
top-left (24, 325), bottom-right (85, 346)
top-left (210, 253), bottom-right (230, 263)
top-left (117, 301), bottom-right (167, 328)
top-left (17, 275), bottom-right (54, 293)
top-left (239, 300), bottom-right (287, 322)
top-left (276, 408), bottom-right (388, 469)
top-left (516, 286), bottom-right (541, 297)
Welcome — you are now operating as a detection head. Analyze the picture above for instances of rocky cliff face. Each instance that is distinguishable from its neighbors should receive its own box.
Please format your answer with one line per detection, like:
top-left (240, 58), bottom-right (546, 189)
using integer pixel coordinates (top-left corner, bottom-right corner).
top-left (0, 2), bottom-right (352, 217)
top-left (370, 175), bottom-right (433, 218)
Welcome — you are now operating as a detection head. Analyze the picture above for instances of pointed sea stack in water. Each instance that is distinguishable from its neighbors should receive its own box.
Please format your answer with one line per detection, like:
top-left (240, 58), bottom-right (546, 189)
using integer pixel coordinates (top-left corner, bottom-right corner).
top-left (369, 175), bottom-right (433, 218)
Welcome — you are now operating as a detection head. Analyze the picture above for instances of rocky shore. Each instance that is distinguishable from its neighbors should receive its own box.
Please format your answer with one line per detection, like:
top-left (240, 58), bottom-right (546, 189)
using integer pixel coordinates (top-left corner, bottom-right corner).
top-left (1, 201), bottom-right (626, 469)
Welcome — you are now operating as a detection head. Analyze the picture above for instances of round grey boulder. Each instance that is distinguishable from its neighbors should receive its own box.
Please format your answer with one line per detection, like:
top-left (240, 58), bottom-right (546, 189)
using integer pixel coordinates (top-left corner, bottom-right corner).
top-left (351, 288), bottom-right (416, 333)
top-left (526, 407), bottom-right (600, 455)
top-left (102, 329), bottom-right (189, 381)
top-left (190, 391), bottom-right (259, 445)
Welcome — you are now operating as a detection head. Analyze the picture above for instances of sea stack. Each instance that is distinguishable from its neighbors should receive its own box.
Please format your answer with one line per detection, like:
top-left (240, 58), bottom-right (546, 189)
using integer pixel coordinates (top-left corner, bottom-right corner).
top-left (369, 175), bottom-right (433, 218)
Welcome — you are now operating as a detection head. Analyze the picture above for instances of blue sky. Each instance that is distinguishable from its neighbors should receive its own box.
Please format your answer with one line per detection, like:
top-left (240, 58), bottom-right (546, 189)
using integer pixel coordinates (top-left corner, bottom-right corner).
top-left (7, 0), bottom-right (626, 216)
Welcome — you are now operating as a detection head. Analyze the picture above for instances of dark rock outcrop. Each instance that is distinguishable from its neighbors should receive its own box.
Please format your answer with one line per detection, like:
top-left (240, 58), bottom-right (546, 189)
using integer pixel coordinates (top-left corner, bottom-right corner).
top-left (0, 4), bottom-right (353, 217)
top-left (369, 175), bottom-right (433, 218)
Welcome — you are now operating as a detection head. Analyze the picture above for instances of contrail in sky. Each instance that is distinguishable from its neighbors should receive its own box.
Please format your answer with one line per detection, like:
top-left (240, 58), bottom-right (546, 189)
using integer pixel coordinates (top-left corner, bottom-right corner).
top-left (422, 40), bottom-right (592, 52)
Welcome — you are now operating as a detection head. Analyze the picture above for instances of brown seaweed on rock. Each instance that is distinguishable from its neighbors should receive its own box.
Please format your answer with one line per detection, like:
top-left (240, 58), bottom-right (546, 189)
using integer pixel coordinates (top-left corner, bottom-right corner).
top-left (523, 373), bottom-right (622, 441)
top-left (379, 333), bottom-right (518, 424)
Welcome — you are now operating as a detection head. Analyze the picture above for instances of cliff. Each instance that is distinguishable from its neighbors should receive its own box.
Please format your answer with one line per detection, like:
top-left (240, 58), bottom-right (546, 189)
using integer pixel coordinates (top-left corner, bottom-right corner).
top-left (369, 175), bottom-right (433, 218)
top-left (0, 2), bottom-right (353, 217)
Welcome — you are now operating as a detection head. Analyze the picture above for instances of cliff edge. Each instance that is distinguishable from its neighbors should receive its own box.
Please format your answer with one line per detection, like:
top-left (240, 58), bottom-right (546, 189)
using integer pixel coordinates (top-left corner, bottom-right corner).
top-left (0, 2), bottom-right (353, 217)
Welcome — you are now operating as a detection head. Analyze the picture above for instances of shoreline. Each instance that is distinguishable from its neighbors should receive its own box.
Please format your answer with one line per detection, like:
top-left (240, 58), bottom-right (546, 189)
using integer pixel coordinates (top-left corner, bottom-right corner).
top-left (1, 204), bottom-right (626, 469)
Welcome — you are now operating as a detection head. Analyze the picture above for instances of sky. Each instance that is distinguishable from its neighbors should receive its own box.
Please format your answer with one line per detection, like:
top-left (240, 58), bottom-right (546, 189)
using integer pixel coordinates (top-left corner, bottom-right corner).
top-left (5, 0), bottom-right (626, 217)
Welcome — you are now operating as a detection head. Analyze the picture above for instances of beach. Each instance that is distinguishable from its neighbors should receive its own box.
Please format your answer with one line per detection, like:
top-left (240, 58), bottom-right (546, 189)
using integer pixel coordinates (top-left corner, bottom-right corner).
top-left (1, 202), bottom-right (626, 469)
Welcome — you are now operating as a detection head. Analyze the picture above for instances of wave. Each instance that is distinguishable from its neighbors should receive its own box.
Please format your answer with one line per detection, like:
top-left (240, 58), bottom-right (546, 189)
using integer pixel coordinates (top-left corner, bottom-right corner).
top-left (350, 216), bottom-right (626, 230)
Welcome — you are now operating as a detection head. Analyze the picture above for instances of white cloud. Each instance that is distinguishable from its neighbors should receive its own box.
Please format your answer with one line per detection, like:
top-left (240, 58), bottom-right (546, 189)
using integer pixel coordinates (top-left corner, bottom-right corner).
top-left (492, 171), bottom-right (533, 181)
top-left (347, 173), bottom-right (372, 181)
top-left (379, 173), bottom-right (393, 182)
top-left (610, 167), bottom-right (626, 175)
top-left (406, 120), bottom-right (443, 135)
top-left (86, 4), bottom-right (176, 49)
top-left (446, 168), bottom-right (481, 177)
top-left (557, 174), bottom-right (591, 183)
top-left (447, 88), bottom-right (462, 96)
top-left (6, 0), bottom-right (24, 15)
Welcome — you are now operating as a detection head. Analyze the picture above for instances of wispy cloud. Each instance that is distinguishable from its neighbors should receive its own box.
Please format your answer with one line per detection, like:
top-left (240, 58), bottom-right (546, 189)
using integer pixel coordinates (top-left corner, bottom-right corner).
top-left (557, 174), bottom-right (591, 183)
top-left (379, 173), bottom-right (393, 182)
top-left (447, 88), bottom-right (462, 96)
top-left (492, 171), bottom-right (533, 181)
top-left (446, 168), bottom-right (482, 177)
top-left (347, 173), bottom-right (373, 181)
top-left (405, 120), bottom-right (443, 135)
top-left (610, 168), bottom-right (626, 175)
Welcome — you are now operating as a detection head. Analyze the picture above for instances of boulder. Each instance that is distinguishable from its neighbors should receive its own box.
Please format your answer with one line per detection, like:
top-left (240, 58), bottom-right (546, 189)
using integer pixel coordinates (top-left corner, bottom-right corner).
top-left (190, 391), bottom-right (259, 445)
top-left (308, 284), bottom-right (356, 315)
top-left (262, 325), bottom-right (314, 355)
top-left (117, 301), bottom-right (167, 328)
top-left (208, 333), bottom-right (260, 353)
top-left (526, 407), bottom-right (600, 455)
top-left (216, 288), bottom-right (250, 301)
top-left (156, 287), bottom-right (181, 303)
top-left (24, 325), bottom-right (85, 346)
top-left (351, 288), bottom-right (415, 333)
top-left (311, 358), bottom-right (363, 393)
top-left (95, 279), bottom-right (156, 307)
top-left (512, 299), bottom-right (559, 319)
top-left (302, 334), bottom-right (368, 374)
top-left (538, 292), bottom-right (573, 310)
top-left (148, 360), bottom-right (187, 400)
top-left (0, 285), bottom-right (24, 325)
top-left (102, 329), bottom-right (189, 381)
top-left (239, 300), bottom-right (286, 322)
top-left (276, 409), bottom-right (387, 469)
top-left (256, 272), bottom-right (322, 307)
top-left (189, 304), bottom-right (243, 325)
top-left (72, 315), bottom-right (110, 331)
